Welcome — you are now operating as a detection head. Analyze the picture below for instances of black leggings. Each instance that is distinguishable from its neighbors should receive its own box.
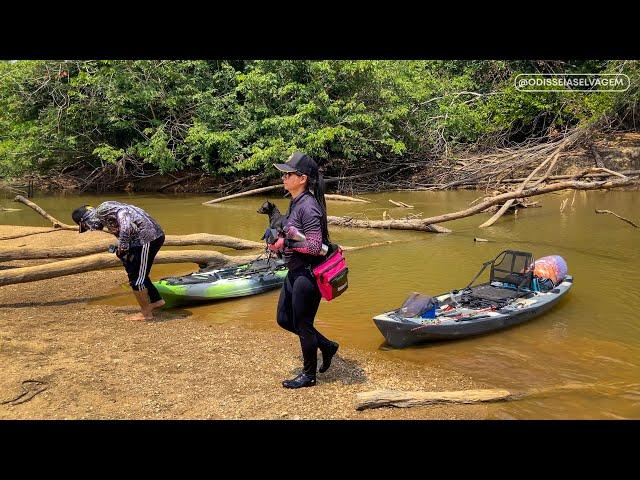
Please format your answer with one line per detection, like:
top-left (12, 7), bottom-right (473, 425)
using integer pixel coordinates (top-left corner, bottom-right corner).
top-left (277, 267), bottom-right (333, 376)
top-left (120, 235), bottom-right (164, 303)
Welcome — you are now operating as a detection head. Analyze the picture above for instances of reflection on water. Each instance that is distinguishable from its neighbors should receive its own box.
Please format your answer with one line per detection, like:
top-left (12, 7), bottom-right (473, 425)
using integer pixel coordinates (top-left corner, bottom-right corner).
top-left (2, 187), bottom-right (639, 419)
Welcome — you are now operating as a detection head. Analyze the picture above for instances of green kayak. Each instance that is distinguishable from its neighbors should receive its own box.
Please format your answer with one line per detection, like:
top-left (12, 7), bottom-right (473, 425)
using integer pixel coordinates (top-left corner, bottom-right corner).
top-left (153, 258), bottom-right (288, 308)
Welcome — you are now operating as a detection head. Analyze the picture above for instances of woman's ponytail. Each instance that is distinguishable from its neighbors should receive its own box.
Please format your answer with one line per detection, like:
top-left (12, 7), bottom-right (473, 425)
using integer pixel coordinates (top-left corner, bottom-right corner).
top-left (311, 171), bottom-right (330, 242)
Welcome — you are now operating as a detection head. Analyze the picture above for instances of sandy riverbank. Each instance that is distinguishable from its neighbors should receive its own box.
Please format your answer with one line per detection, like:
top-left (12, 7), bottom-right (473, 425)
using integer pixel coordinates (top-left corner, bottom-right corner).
top-left (0, 225), bottom-right (487, 419)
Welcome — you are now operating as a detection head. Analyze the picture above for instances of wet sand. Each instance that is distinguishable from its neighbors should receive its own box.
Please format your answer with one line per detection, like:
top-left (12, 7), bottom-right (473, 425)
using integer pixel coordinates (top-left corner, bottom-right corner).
top-left (0, 225), bottom-right (487, 419)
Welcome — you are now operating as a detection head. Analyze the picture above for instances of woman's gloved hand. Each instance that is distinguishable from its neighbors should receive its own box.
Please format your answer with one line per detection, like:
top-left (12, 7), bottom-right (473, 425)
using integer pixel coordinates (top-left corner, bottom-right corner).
top-left (267, 237), bottom-right (285, 253)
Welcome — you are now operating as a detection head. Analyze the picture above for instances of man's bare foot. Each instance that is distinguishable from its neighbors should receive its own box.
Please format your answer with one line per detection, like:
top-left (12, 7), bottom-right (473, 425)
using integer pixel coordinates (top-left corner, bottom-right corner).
top-left (125, 312), bottom-right (153, 321)
top-left (149, 299), bottom-right (166, 310)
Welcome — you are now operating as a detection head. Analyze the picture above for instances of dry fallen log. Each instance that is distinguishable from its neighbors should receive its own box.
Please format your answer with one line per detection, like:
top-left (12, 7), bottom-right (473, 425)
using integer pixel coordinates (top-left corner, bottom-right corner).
top-left (342, 240), bottom-right (401, 251)
top-left (0, 235), bottom-right (400, 262)
top-left (480, 199), bottom-right (523, 228)
top-left (356, 389), bottom-right (513, 410)
top-left (0, 228), bottom-right (62, 241)
top-left (163, 234), bottom-right (262, 250)
top-left (0, 251), bottom-right (257, 287)
top-left (13, 195), bottom-right (77, 230)
top-left (481, 199), bottom-right (540, 214)
top-left (5, 199), bottom-right (262, 252)
top-left (439, 170), bottom-right (640, 188)
top-left (3, 196), bottom-right (103, 240)
top-left (203, 165), bottom-right (403, 205)
top-left (355, 382), bottom-right (599, 410)
top-left (474, 237), bottom-right (490, 242)
top-left (325, 194), bottom-right (370, 203)
top-left (479, 127), bottom-right (593, 228)
top-left (480, 142), bottom-right (566, 227)
top-left (328, 216), bottom-right (452, 233)
top-left (0, 233), bottom-right (263, 262)
top-left (203, 185), bottom-right (284, 205)
top-left (329, 176), bottom-right (637, 233)
top-left (595, 209), bottom-right (639, 228)
top-left (0, 239), bottom-right (401, 286)
top-left (431, 125), bottom-right (609, 191)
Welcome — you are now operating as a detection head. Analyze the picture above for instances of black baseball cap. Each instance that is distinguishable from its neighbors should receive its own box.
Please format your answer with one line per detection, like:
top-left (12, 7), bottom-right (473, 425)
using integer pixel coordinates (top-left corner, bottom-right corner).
top-left (71, 205), bottom-right (93, 233)
top-left (274, 151), bottom-right (318, 179)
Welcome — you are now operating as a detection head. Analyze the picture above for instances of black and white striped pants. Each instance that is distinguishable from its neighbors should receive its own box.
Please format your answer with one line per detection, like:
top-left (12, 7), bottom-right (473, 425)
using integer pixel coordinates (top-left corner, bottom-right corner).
top-left (120, 235), bottom-right (165, 302)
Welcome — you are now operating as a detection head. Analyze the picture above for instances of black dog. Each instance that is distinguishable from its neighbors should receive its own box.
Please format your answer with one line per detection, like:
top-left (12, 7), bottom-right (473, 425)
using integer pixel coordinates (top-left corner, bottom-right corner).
top-left (257, 201), bottom-right (286, 243)
top-left (257, 201), bottom-right (286, 231)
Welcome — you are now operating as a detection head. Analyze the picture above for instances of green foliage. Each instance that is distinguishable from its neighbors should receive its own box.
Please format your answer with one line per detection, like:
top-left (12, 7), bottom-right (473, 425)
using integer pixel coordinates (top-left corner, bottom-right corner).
top-left (0, 59), bottom-right (638, 179)
top-left (93, 144), bottom-right (125, 164)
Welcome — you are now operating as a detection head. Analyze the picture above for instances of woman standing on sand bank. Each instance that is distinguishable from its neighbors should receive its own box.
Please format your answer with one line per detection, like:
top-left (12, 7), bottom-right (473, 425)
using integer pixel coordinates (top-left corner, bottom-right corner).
top-left (267, 152), bottom-right (339, 389)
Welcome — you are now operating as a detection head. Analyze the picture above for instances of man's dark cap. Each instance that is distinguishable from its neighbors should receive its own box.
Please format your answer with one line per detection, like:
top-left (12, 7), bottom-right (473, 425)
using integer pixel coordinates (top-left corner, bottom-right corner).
top-left (71, 205), bottom-right (93, 233)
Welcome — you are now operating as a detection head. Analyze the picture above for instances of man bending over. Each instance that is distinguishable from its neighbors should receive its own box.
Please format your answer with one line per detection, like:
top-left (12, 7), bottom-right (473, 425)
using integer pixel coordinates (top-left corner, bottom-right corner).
top-left (72, 201), bottom-right (166, 321)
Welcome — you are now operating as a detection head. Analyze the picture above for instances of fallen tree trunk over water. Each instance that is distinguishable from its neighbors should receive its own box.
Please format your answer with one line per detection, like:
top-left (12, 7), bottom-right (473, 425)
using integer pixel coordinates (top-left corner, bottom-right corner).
top-left (342, 240), bottom-right (401, 251)
top-left (4, 199), bottom-right (264, 250)
top-left (420, 169), bottom-right (640, 189)
top-left (203, 166), bottom-right (402, 205)
top-left (327, 216), bottom-right (452, 233)
top-left (325, 194), bottom-right (370, 203)
top-left (481, 199), bottom-right (540, 214)
top-left (481, 166), bottom-right (634, 228)
top-left (203, 185), bottom-right (284, 205)
top-left (0, 250), bottom-right (257, 287)
top-left (329, 177), bottom-right (637, 233)
top-left (164, 234), bottom-right (262, 250)
top-left (13, 195), bottom-right (77, 230)
top-left (6, 196), bottom-right (111, 240)
top-left (205, 189), bottom-right (372, 205)
top-left (479, 133), bottom-right (574, 228)
top-left (0, 233), bottom-right (263, 262)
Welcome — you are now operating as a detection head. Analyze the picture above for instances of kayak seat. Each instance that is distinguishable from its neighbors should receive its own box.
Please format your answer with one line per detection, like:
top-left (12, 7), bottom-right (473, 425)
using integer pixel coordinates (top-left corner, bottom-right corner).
top-left (490, 250), bottom-right (534, 290)
top-left (163, 273), bottom-right (221, 285)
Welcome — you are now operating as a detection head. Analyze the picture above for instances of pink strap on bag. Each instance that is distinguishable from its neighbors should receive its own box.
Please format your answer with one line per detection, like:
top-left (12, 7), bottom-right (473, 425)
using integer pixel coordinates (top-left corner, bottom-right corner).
top-left (311, 245), bottom-right (349, 301)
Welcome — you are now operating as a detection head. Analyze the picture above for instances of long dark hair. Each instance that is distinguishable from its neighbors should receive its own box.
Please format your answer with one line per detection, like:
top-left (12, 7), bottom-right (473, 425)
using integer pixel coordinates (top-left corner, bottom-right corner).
top-left (309, 171), bottom-right (330, 243)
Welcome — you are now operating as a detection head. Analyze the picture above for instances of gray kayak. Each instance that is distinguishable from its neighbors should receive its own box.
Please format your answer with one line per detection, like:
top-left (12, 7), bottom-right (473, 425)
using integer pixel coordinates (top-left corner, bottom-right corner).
top-left (373, 275), bottom-right (573, 348)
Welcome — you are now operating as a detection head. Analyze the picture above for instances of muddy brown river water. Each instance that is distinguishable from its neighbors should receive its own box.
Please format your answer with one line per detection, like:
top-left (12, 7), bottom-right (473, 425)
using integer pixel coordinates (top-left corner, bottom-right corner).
top-left (2, 188), bottom-right (639, 419)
